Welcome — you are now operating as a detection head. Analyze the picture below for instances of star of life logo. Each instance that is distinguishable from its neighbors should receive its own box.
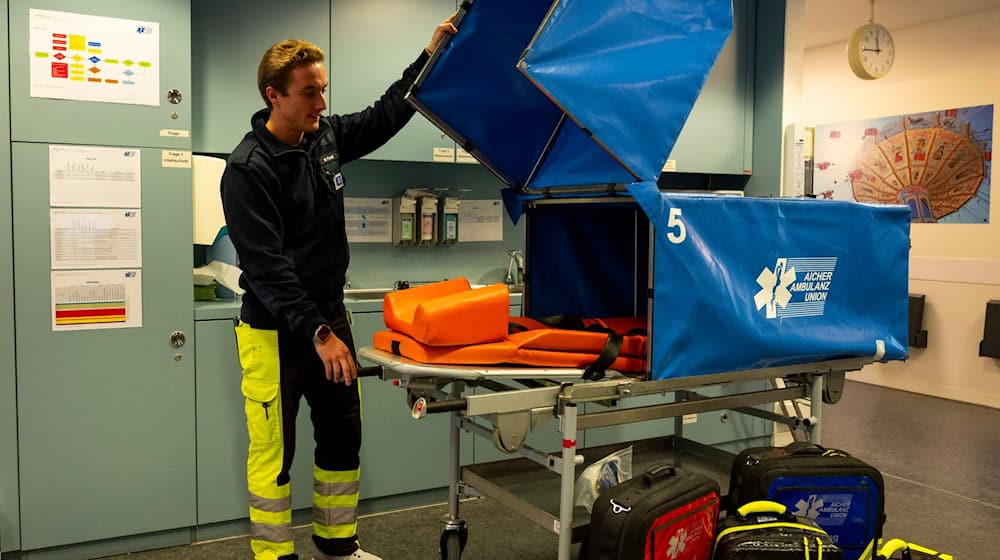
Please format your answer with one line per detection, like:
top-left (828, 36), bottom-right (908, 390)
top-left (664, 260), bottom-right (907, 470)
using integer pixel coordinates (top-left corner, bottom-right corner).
top-left (668, 528), bottom-right (688, 559)
top-left (754, 257), bottom-right (838, 320)
top-left (792, 493), bottom-right (854, 532)
top-left (794, 495), bottom-right (825, 519)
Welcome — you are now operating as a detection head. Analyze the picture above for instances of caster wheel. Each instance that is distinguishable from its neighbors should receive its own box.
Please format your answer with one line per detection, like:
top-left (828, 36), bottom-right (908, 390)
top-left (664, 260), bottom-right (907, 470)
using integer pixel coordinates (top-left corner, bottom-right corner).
top-left (439, 527), bottom-right (468, 560)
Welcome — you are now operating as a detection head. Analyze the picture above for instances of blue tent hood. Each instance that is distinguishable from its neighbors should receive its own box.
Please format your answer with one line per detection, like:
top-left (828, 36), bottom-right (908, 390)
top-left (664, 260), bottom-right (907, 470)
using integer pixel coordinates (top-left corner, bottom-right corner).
top-left (407, 0), bottom-right (733, 191)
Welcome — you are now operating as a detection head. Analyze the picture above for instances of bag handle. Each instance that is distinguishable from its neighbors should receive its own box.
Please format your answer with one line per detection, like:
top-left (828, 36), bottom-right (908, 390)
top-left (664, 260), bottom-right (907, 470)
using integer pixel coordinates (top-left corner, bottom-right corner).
top-left (736, 500), bottom-right (787, 517)
top-left (642, 464), bottom-right (677, 485)
top-left (735, 500), bottom-right (801, 525)
top-left (877, 538), bottom-right (951, 560)
top-left (784, 441), bottom-right (850, 458)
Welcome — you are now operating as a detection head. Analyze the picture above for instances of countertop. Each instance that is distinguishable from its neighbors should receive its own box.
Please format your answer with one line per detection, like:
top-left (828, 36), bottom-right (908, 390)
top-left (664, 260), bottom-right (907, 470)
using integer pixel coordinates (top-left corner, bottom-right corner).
top-left (194, 291), bottom-right (523, 321)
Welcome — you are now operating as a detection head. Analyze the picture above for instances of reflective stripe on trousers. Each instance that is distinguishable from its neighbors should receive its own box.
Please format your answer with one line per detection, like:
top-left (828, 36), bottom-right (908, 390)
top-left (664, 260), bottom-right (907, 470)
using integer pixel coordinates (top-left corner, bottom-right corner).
top-left (313, 465), bottom-right (361, 540)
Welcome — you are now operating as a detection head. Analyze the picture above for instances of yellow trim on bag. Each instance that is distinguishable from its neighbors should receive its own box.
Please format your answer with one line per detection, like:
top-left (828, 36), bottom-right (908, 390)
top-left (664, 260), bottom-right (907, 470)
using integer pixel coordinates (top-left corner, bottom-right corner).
top-left (715, 521), bottom-right (829, 544)
top-left (859, 539), bottom-right (874, 560)
top-left (878, 538), bottom-right (952, 560)
top-left (314, 465), bottom-right (361, 483)
top-left (313, 521), bottom-right (358, 539)
top-left (804, 536), bottom-right (825, 560)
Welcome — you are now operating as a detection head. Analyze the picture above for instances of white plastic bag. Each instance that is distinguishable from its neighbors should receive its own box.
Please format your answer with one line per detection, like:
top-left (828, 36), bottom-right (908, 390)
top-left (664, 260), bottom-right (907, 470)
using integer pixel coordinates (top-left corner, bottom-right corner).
top-left (573, 445), bottom-right (633, 513)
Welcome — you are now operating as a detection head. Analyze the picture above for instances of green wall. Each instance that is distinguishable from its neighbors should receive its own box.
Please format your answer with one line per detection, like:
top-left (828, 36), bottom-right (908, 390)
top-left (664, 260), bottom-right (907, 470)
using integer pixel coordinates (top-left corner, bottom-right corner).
top-left (746, 0), bottom-right (787, 198)
top-left (1, 0), bottom-right (19, 551)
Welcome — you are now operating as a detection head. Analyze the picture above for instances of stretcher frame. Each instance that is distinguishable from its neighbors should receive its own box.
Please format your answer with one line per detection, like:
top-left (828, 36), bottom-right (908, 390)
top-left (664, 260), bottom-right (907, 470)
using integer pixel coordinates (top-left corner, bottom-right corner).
top-left (358, 194), bottom-right (886, 559)
top-left (360, 332), bottom-right (869, 560)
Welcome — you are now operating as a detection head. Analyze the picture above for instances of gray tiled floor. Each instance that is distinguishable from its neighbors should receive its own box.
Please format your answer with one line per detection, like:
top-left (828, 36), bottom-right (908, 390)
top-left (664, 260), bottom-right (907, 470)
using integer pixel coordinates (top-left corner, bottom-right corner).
top-left (823, 380), bottom-right (1000, 559)
top-left (94, 380), bottom-right (992, 559)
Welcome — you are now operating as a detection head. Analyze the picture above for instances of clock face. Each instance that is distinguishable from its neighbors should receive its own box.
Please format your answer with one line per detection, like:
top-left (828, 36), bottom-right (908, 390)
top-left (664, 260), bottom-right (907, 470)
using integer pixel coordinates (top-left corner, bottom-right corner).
top-left (849, 23), bottom-right (895, 79)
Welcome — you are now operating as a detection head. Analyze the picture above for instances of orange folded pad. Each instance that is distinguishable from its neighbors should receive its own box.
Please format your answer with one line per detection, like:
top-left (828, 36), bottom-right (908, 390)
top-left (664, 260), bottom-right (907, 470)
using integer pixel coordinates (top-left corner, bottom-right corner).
top-left (374, 330), bottom-right (646, 373)
top-left (512, 349), bottom-right (646, 373)
top-left (508, 315), bottom-right (648, 335)
top-left (374, 330), bottom-right (517, 365)
top-left (507, 329), bottom-right (646, 358)
top-left (383, 278), bottom-right (509, 346)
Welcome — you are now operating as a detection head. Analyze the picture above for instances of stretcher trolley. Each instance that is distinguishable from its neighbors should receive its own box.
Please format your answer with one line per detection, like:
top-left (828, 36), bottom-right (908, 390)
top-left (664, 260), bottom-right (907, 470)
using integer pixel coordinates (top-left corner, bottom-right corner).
top-left (358, 1), bottom-right (911, 559)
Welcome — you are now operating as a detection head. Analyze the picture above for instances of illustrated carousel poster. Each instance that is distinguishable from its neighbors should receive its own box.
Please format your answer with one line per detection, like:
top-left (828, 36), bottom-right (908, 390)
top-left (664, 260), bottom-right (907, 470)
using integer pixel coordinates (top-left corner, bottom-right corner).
top-left (814, 105), bottom-right (992, 223)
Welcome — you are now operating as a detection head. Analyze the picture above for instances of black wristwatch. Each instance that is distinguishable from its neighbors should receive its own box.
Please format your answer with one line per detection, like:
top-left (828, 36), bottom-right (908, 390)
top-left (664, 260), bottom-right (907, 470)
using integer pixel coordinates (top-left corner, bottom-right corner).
top-left (313, 324), bottom-right (333, 345)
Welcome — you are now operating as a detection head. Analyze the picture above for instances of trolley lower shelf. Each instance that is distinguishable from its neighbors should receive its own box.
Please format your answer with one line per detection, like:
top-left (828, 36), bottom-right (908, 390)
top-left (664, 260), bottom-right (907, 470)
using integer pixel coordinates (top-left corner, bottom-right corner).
top-left (461, 435), bottom-right (734, 543)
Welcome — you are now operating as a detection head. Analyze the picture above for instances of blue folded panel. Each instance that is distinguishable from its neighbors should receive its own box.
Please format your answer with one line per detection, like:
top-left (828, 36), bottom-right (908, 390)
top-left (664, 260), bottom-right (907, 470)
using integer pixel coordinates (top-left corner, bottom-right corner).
top-left (408, 0), bottom-right (911, 380)
top-left (407, 0), bottom-right (733, 189)
top-left (628, 184), bottom-right (911, 380)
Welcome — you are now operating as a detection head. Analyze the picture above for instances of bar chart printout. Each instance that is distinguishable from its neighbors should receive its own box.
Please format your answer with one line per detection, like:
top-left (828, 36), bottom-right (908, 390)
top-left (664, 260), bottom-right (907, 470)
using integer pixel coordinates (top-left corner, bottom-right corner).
top-left (51, 269), bottom-right (142, 331)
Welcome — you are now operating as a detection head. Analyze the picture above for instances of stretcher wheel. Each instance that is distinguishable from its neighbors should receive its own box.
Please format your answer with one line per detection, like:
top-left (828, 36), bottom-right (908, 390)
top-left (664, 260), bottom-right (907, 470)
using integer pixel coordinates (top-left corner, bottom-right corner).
top-left (439, 527), bottom-right (467, 560)
top-left (823, 371), bottom-right (846, 404)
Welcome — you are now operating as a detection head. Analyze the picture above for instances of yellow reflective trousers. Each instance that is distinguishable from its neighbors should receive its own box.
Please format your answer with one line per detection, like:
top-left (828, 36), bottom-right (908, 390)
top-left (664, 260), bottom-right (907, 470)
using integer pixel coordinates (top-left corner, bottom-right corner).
top-left (236, 321), bottom-right (362, 560)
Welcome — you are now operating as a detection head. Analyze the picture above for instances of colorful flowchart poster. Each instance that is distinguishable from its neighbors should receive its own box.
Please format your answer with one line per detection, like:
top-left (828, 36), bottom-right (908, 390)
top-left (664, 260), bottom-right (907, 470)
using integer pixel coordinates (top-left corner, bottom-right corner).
top-left (51, 269), bottom-right (142, 331)
top-left (29, 9), bottom-right (160, 106)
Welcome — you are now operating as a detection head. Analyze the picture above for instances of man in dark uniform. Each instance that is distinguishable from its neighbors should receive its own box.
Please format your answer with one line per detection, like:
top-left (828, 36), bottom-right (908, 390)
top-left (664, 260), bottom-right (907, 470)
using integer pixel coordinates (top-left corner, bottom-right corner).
top-left (221, 15), bottom-right (456, 560)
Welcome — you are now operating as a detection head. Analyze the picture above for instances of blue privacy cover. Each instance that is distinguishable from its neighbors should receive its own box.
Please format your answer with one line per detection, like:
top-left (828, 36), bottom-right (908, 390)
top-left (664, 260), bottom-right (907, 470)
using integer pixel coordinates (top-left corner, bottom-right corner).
top-left (407, 0), bottom-right (732, 189)
top-left (628, 183), bottom-right (910, 379)
top-left (525, 202), bottom-right (649, 319)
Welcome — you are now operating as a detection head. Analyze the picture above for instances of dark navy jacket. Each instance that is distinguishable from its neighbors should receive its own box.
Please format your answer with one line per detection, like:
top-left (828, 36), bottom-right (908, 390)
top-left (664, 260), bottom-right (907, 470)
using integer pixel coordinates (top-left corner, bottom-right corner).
top-left (221, 51), bottom-right (429, 339)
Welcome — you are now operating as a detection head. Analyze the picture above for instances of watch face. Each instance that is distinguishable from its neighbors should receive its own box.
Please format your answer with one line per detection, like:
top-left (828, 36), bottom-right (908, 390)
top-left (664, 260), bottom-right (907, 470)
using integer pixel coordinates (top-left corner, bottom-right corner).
top-left (314, 324), bottom-right (332, 344)
top-left (855, 24), bottom-right (894, 78)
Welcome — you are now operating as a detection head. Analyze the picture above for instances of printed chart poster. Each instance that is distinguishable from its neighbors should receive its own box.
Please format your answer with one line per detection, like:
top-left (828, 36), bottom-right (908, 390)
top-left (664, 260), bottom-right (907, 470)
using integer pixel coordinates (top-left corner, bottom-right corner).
top-left (29, 9), bottom-right (160, 106)
top-left (50, 208), bottom-right (141, 270)
top-left (814, 105), bottom-right (992, 224)
top-left (50, 145), bottom-right (141, 208)
top-left (51, 269), bottom-right (142, 331)
top-left (345, 198), bottom-right (392, 243)
top-left (458, 200), bottom-right (504, 242)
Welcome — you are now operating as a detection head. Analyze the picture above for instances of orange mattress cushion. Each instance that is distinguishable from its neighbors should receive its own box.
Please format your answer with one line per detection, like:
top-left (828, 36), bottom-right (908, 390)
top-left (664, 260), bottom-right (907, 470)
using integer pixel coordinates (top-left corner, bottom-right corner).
top-left (374, 330), bottom-right (646, 372)
top-left (507, 329), bottom-right (646, 358)
top-left (511, 349), bottom-right (646, 373)
top-left (373, 330), bottom-right (517, 365)
top-left (382, 278), bottom-right (509, 346)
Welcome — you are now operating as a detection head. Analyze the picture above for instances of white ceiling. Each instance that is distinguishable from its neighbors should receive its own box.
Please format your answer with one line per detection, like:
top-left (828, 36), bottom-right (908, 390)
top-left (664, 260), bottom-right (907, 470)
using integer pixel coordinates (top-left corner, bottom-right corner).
top-left (804, 0), bottom-right (1000, 48)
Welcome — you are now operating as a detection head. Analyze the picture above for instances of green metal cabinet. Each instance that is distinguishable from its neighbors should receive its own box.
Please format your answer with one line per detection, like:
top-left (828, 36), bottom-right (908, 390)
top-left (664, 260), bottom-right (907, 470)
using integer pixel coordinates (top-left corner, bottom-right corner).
top-left (194, 317), bottom-right (319, 524)
top-left (13, 142), bottom-right (195, 550)
top-left (190, 0), bottom-right (331, 153)
top-left (0, 0), bottom-right (19, 552)
top-left (8, 0), bottom-right (191, 150)
top-left (667, 0), bottom-right (755, 175)
top-left (352, 310), bottom-right (474, 497)
top-left (330, 0), bottom-right (456, 163)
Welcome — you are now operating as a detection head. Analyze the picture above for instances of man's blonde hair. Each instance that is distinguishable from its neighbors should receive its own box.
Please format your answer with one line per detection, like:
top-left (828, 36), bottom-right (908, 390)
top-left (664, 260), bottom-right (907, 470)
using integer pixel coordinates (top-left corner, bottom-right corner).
top-left (257, 39), bottom-right (325, 108)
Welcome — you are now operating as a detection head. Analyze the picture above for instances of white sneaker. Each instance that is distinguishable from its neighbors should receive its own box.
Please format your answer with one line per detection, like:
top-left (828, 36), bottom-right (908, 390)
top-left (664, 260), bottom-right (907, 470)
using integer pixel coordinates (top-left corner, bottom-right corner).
top-left (313, 549), bottom-right (383, 560)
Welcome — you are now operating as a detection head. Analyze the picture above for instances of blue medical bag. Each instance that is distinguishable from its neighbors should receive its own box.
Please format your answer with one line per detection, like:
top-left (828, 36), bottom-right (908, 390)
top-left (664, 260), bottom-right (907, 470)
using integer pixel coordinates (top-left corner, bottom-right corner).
top-left (727, 443), bottom-right (885, 560)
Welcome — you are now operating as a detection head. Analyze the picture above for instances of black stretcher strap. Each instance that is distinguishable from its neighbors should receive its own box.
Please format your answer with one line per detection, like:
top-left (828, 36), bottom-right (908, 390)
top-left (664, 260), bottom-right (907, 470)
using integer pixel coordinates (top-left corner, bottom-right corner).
top-left (582, 333), bottom-right (623, 381)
